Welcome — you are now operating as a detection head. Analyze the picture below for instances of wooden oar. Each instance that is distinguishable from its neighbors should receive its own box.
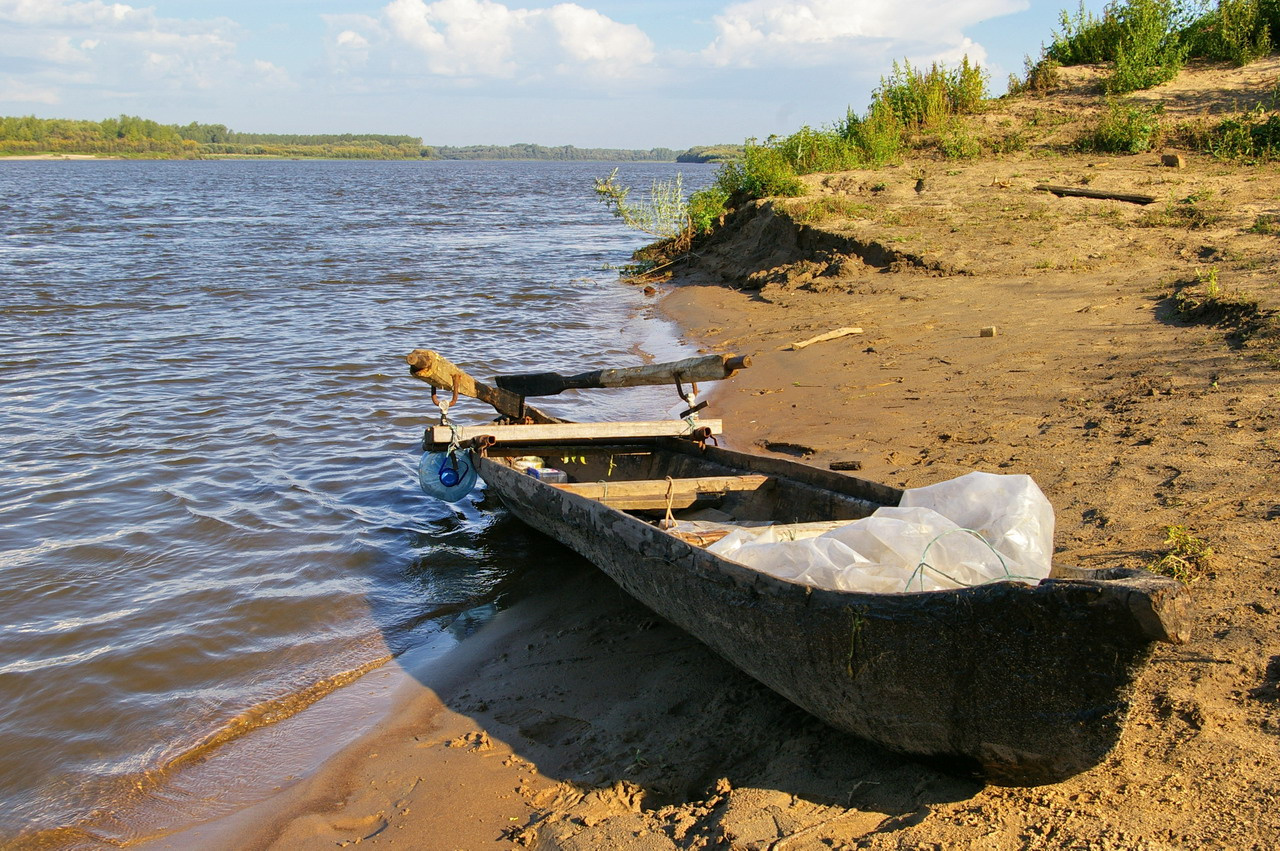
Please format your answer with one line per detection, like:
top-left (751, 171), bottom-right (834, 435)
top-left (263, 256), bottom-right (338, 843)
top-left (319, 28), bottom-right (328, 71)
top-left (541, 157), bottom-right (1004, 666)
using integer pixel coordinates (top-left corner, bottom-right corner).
top-left (406, 349), bottom-right (565, 424)
top-left (493, 354), bottom-right (751, 398)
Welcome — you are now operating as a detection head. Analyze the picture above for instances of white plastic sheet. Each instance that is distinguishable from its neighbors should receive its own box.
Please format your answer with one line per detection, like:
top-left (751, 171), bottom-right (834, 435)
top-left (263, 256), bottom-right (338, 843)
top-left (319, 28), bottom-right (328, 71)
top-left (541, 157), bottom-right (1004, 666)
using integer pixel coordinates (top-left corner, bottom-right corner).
top-left (705, 471), bottom-right (1054, 593)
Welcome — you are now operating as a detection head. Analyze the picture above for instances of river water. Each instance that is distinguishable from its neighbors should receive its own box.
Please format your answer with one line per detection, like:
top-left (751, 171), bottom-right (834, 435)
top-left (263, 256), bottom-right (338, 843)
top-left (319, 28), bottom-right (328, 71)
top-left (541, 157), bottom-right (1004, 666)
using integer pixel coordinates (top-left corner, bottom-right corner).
top-left (0, 159), bottom-right (713, 844)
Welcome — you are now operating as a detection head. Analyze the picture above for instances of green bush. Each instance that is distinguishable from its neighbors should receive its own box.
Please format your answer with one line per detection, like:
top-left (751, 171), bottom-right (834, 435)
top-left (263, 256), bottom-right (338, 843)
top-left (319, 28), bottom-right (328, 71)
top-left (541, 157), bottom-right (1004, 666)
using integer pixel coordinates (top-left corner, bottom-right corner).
top-left (1202, 107), bottom-right (1280, 158)
top-left (874, 58), bottom-right (989, 131)
top-left (1184, 0), bottom-right (1272, 65)
top-left (1008, 57), bottom-right (1063, 95)
top-left (1107, 0), bottom-right (1188, 93)
top-left (937, 119), bottom-right (984, 159)
top-left (1044, 1), bottom-right (1188, 94)
top-left (1079, 98), bottom-right (1165, 151)
top-left (838, 97), bottom-right (904, 165)
top-left (1048, 1), bottom-right (1124, 64)
top-left (687, 185), bottom-right (731, 233)
top-left (714, 139), bottom-right (806, 199)
top-left (774, 125), bottom-right (865, 174)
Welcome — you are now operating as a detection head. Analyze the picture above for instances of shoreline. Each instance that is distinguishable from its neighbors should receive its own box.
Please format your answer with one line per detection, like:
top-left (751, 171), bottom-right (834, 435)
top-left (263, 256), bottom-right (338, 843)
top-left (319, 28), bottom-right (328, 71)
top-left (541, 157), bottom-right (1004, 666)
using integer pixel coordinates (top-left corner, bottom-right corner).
top-left (176, 142), bottom-right (1280, 847)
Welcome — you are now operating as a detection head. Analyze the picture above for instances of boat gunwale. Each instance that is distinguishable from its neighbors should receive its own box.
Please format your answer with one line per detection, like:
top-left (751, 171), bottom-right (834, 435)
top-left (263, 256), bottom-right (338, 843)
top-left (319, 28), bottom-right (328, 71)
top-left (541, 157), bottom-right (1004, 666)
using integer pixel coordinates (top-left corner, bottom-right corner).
top-left (469, 437), bottom-right (1189, 644)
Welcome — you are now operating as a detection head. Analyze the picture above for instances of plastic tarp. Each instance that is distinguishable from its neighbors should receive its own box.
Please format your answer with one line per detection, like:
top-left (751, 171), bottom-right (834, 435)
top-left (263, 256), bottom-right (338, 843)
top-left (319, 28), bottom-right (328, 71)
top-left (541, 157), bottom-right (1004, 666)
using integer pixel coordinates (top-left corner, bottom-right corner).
top-left (703, 471), bottom-right (1054, 593)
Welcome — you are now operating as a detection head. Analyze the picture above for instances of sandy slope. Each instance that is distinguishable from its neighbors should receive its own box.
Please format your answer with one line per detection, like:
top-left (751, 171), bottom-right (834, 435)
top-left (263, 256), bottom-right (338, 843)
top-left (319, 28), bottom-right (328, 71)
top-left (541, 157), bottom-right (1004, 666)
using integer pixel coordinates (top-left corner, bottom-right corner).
top-left (202, 62), bottom-right (1280, 851)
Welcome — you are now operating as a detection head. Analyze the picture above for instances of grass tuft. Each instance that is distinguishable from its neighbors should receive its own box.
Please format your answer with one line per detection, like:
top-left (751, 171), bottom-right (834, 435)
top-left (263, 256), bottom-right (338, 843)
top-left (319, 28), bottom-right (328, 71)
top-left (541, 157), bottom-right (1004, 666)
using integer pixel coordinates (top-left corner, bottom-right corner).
top-left (1147, 525), bottom-right (1212, 583)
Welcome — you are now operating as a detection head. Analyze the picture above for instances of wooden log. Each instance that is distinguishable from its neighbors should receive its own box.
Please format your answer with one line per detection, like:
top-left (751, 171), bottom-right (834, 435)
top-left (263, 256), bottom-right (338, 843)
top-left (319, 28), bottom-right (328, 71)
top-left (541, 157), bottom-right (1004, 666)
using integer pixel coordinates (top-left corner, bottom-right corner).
top-left (406, 349), bottom-right (564, 424)
top-left (494, 353), bottom-right (751, 397)
top-left (1034, 184), bottom-right (1157, 205)
top-left (426, 419), bottom-right (722, 446)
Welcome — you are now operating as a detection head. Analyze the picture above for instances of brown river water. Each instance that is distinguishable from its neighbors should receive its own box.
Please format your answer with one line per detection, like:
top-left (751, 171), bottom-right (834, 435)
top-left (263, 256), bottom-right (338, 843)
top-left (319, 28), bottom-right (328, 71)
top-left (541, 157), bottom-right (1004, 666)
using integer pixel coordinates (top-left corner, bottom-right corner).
top-left (0, 159), bottom-right (712, 844)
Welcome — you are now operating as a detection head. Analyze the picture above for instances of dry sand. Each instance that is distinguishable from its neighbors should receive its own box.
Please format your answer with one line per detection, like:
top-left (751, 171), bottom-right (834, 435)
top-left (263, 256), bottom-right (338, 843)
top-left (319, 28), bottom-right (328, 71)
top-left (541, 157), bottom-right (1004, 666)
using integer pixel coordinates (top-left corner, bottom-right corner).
top-left (197, 63), bottom-right (1280, 850)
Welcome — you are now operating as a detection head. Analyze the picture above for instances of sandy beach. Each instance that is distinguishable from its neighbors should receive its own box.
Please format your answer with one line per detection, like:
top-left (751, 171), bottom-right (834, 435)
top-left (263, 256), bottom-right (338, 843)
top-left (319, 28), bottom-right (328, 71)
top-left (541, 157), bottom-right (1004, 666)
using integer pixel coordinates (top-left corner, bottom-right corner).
top-left (182, 63), bottom-right (1280, 850)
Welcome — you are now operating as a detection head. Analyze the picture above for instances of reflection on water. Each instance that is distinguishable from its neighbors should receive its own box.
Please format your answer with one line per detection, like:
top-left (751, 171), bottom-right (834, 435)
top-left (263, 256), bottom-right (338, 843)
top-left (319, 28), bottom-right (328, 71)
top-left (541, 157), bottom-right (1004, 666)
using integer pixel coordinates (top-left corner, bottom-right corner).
top-left (0, 159), bottom-right (712, 843)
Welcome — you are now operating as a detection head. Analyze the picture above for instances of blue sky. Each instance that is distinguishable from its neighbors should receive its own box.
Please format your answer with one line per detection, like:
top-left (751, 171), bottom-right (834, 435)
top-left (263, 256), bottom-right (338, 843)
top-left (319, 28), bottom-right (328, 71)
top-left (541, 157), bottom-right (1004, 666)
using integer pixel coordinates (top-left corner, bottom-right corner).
top-left (0, 1), bottom-right (1103, 148)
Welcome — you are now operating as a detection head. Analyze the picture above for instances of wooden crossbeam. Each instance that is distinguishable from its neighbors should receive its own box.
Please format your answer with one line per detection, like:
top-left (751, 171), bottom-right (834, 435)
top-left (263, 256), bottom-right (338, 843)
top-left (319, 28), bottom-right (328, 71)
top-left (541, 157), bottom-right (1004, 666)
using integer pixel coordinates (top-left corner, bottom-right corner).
top-left (427, 419), bottom-right (721, 445)
top-left (552, 474), bottom-right (770, 511)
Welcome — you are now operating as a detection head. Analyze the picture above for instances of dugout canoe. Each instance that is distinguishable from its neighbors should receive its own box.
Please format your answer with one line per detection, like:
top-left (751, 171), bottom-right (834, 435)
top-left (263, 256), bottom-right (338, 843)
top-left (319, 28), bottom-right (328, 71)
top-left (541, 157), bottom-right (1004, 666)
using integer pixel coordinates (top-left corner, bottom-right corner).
top-left (438, 430), bottom-right (1190, 786)
top-left (407, 350), bottom-right (1190, 785)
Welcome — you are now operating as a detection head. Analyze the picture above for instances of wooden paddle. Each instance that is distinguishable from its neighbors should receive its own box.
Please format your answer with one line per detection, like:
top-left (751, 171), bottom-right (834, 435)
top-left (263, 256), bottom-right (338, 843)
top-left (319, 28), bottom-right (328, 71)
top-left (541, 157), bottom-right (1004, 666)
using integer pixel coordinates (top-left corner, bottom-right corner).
top-left (493, 354), bottom-right (751, 398)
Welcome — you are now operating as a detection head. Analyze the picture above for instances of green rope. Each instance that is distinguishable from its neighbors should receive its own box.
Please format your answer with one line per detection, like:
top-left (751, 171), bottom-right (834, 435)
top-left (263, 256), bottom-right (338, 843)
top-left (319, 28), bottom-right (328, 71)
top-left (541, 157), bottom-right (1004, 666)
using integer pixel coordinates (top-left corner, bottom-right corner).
top-left (905, 527), bottom-right (1042, 592)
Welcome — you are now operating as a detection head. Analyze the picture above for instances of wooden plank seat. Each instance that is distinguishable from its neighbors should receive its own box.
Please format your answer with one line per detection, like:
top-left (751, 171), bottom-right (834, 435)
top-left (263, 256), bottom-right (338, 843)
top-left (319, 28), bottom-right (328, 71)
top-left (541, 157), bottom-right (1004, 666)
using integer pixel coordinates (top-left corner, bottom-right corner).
top-left (551, 474), bottom-right (770, 511)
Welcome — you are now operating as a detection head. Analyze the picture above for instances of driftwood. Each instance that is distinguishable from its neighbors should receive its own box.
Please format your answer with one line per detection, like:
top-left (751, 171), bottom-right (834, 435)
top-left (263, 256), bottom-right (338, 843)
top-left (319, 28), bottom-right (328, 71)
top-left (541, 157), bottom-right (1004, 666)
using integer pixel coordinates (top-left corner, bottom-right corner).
top-left (495, 354), bottom-right (751, 397)
top-left (1035, 184), bottom-right (1157, 205)
top-left (406, 349), bottom-right (565, 424)
top-left (790, 327), bottom-right (863, 350)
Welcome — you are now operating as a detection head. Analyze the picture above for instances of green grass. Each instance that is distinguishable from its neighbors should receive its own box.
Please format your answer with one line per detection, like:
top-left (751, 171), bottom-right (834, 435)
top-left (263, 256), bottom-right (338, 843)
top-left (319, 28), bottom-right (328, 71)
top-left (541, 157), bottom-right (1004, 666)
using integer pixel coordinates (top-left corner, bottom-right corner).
top-left (1138, 191), bottom-right (1225, 228)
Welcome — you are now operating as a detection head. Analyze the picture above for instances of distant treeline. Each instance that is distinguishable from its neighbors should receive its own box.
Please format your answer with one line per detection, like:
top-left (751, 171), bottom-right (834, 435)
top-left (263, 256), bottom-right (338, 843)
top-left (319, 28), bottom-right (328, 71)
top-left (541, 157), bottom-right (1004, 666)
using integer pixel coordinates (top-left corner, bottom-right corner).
top-left (1, 114), bottom-right (721, 162)
top-left (433, 142), bottom-right (679, 161)
top-left (676, 144), bottom-right (745, 163)
top-left (0, 115), bottom-right (429, 159)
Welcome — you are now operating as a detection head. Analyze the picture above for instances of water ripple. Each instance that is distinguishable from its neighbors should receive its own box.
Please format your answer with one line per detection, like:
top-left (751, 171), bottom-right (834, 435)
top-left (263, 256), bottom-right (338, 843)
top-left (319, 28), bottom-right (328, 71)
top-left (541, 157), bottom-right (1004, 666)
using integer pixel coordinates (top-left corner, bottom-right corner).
top-left (0, 159), bottom-right (714, 842)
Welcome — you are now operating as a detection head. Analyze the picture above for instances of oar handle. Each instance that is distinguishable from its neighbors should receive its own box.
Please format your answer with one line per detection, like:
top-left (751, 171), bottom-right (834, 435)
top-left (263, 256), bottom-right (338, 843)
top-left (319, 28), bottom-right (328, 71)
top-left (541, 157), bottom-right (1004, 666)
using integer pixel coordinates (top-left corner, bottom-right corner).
top-left (495, 353), bottom-right (751, 397)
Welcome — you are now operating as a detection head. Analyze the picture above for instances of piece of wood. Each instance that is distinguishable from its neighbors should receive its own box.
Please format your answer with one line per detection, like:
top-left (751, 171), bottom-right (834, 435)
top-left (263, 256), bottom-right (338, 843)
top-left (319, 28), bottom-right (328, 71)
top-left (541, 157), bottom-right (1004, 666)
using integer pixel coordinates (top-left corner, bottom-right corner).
top-left (1161, 153), bottom-right (1185, 169)
top-left (552, 474), bottom-right (770, 511)
top-left (790, 327), bottom-right (863, 350)
top-left (406, 349), bottom-right (564, 424)
top-left (494, 353), bottom-right (751, 397)
top-left (427, 419), bottom-right (723, 445)
top-left (1034, 184), bottom-right (1157, 205)
top-left (669, 528), bottom-right (732, 547)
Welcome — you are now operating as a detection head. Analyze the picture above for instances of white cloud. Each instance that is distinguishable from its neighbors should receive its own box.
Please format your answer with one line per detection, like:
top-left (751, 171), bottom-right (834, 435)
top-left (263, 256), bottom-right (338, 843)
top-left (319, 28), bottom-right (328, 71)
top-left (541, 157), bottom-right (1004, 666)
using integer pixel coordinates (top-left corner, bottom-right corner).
top-left (343, 0), bottom-right (655, 81)
top-left (336, 30), bottom-right (370, 50)
top-left (251, 59), bottom-right (293, 90)
top-left (0, 76), bottom-right (60, 103)
top-left (544, 4), bottom-right (653, 68)
top-left (0, 0), bottom-right (263, 108)
top-left (703, 0), bottom-right (1023, 67)
top-left (0, 1), bottom-right (151, 28)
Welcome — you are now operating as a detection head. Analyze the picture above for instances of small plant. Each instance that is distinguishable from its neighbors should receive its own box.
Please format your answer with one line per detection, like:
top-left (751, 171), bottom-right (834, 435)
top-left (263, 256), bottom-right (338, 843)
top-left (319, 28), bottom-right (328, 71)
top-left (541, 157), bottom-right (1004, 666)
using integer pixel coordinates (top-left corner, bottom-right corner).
top-left (1147, 524), bottom-right (1212, 583)
top-left (936, 118), bottom-right (983, 159)
top-left (1008, 56), bottom-right (1063, 96)
top-left (1169, 271), bottom-right (1280, 361)
top-left (593, 168), bottom-right (691, 239)
top-left (1248, 212), bottom-right (1280, 234)
top-left (1079, 99), bottom-right (1165, 152)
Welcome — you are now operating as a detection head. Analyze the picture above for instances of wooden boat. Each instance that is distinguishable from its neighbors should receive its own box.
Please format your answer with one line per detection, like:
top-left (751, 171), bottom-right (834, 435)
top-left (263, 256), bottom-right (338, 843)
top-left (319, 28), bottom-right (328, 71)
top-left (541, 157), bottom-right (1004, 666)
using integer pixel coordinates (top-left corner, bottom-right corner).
top-left (408, 349), bottom-right (1191, 786)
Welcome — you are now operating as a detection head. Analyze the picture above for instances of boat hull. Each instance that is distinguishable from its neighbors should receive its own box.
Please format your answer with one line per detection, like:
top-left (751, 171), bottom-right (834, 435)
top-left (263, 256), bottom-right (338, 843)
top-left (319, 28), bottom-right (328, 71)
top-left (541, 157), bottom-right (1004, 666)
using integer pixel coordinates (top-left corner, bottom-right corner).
top-left (475, 441), bottom-right (1189, 785)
